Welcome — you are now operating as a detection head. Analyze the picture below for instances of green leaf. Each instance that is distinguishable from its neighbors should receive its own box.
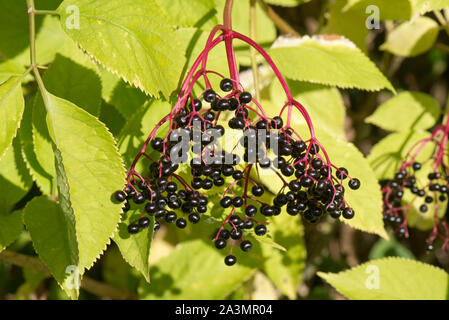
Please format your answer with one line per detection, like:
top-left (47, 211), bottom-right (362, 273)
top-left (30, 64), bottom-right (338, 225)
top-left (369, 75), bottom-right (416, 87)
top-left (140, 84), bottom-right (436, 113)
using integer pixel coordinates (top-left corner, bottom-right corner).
top-left (366, 92), bottom-right (441, 132)
top-left (0, 76), bottom-right (25, 160)
top-left (42, 54), bottom-right (102, 116)
top-left (265, 0), bottom-right (311, 6)
top-left (261, 212), bottom-right (306, 299)
top-left (413, 0), bottom-right (449, 15)
top-left (0, 60), bottom-right (25, 84)
top-left (0, 136), bottom-right (33, 214)
top-left (114, 210), bottom-right (154, 283)
top-left (318, 257), bottom-right (449, 299)
top-left (321, 0), bottom-right (369, 52)
top-left (39, 92), bottom-right (126, 272)
top-left (58, 0), bottom-right (186, 98)
top-left (367, 130), bottom-right (433, 180)
top-left (138, 239), bottom-right (256, 299)
top-left (343, 0), bottom-right (413, 20)
top-left (380, 17), bottom-right (440, 57)
top-left (155, 0), bottom-right (218, 29)
top-left (270, 36), bottom-right (394, 92)
top-left (369, 235), bottom-right (415, 260)
top-left (23, 196), bottom-right (79, 299)
top-left (269, 80), bottom-right (346, 138)
top-left (0, 211), bottom-right (23, 252)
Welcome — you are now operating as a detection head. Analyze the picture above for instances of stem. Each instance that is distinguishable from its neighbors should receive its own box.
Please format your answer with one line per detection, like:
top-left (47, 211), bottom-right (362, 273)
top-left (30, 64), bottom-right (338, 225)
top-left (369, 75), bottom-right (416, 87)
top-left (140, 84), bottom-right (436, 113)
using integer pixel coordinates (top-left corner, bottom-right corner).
top-left (250, 0), bottom-right (261, 102)
top-left (0, 250), bottom-right (138, 299)
top-left (224, 0), bottom-right (234, 30)
top-left (223, 0), bottom-right (239, 84)
top-left (34, 9), bottom-right (60, 16)
top-left (257, 0), bottom-right (299, 36)
top-left (27, 0), bottom-right (36, 68)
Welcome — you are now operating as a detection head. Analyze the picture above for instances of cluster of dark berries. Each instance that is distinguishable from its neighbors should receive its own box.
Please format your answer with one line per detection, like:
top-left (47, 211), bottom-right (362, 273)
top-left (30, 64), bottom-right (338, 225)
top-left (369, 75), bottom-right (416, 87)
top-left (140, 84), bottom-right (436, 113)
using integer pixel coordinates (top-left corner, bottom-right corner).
top-left (112, 17), bottom-right (365, 265)
top-left (382, 159), bottom-right (449, 250)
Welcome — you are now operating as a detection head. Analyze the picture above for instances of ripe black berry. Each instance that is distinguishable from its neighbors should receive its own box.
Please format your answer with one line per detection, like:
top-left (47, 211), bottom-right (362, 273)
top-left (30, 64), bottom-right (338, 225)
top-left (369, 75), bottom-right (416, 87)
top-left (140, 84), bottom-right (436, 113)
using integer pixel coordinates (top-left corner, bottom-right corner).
top-left (254, 224), bottom-right (267, 236)
top-left (252, 185), bottom-right (264, 197)
top-left (133, 193), bottom-right (145, 204)
top-left (204, 89), bottom-right (217, 103)
top-left (342, 208), bottom-right (354, 219)
top-left (215, 238), bottom-right (227, 249)
top-left (220, 196), bottom-right (232, 208)
top-left (239, 92), bottom-right (252, 104)
top-left (188, 213), bottom-right (200, 224)
top-left (128, 223), bottom-right (139, 234)
top-left (245, 205), bottom-right (257, 217)
top-left (348, 178), bottom-right (361, 190)
top-left (224, 255), bottom-right (237, 266)
top-left (240, 240), bottom-right (252, 252)
top-left (220, 78), bottom-right (233, 92)
top-left (139, 217), bottom-right (151, 229)
top-left (114, 190), bottom-right (126, 202)
top-left (176, 218), bottom-right (187, 229)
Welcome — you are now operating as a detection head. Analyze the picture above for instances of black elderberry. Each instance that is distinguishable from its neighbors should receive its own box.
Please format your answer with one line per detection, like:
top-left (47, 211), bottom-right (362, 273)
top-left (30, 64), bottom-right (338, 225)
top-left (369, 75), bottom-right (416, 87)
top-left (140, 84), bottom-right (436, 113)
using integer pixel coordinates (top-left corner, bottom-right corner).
top-left (215, 238), bottom-right (227, 249)
top-left (165, 211), bottom-right (177, 223)
top-left (233, 197), bottom-right (244, 207)
top-left (300, 176), bottom-right (313, 188)
top-left (114, 190), bottom-right (127, 203)
top-left (218, 99), bottom-right (230, 111)
top-left (342, 208), bottom-right (354, 219)
top-left (311, 158), bottom-right (323, 170)
top-left (228, 97), bottom-right (239, 111)
top-left (240, 240), bottom-right (252, 252)
top-left (133, 193), bottom-right (146, 204)
top-left (219, 229), bottom-right (231, 240)
top-left (204, 111), bottom-right (215, 122)
top-left (419, 204), bottom-right (428, 213)
top-left (166, 182), bottom-right (178, 193)
top-left (176, 218), bottom-right (187, 229)
top-left (203, 179), bottom-right (213, 190)
top-left (122, 201), bottom-right (130, 213)
top-left (128, 223), bottom-right (140, 234)
top-left (239, 92), bottom-right (252, 104)
top-left (204, 89), bottom-right (217, 103)
top-left (154, 221), bottom-right (161, 232)
top-left (233, 170), bottom-right (243, 180)
top-left (281, 165), bottom-right (294, 177)
top-left (151, 137), bottom-right (163, 152)
top-left (191, 99), bottom-right (202, 111)
top-left (336, 168), bottom-right (349, 180)
top-left (138, 217), bottom-right (151, 229)
top-left (126, 187), bottom-right (136, 199)
top-left (224, 255), bottom-right (237, 266)
top-left (252, 185), bottom-right (264, 197)
top-left (271, 116), bottom-right (283, 129)
top-left (254, 224), bottom-right (267, 236)
top-left (412, 162), bottom-right (422, 171)
top-left (348, 178), bottom-right (361, 190)
top-left (245, 205), bottom-right (257, 217)
top-left (230, 228), bottom-right (242, 240)
top-left (220, 196), bottom-right (232, 208)
top-left (329, 209), bottom-right (341, 219)
top-left (188, 213), bottom-right (200, 224)
top-left (425, 196), bottom-right (433, 203)
top-left (214, 177), bottom-right (225, 186)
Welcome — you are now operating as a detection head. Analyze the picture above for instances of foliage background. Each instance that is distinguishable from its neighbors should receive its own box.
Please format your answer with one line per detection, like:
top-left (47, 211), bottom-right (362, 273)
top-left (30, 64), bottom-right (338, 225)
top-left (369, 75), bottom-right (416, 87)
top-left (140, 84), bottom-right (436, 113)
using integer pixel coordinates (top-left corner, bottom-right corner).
top-left (0, 0), bottom-right (449, 300)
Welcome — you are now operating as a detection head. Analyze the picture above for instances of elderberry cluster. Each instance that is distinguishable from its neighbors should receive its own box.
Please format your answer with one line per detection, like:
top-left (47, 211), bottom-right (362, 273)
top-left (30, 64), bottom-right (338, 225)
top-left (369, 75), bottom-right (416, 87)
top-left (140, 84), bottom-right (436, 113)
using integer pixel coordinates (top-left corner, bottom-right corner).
top-left (113, 74), bottom-right (362, 266)
top-left (382, 162), bottom-right (449, 249)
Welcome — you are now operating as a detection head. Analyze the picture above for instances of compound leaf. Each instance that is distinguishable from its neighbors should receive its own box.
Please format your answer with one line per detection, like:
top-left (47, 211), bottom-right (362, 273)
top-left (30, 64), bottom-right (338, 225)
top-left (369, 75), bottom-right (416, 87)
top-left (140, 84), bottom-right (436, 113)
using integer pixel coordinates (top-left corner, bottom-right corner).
top-left (23, 196), bottom-right (79, 299)
top-left (366, 92), bottom-right (441, 132)
top-left (58, 0), bottom-right (186, 98)
top-left (0, 76), bottom-right (25, 160)
top-left (319, 257), bottom-right (449, 300)
top-left (270, 36), bottom-right (394, 92)
top-left (0, 211), bottom-right (23, 253)
top-left (138, 239), bottom-right (256, 299)
top-left (114, 210), bottom-right (154, 283)
top-left (380, 17), bottom-right (440, 57)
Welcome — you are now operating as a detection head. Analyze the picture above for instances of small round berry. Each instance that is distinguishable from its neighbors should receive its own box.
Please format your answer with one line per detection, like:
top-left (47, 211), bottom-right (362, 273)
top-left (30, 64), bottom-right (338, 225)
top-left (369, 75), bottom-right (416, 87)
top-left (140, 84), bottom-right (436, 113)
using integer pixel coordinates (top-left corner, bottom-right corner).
top-left (254, 224), bottom-right (267, 236)
top-left (133, 193), bottom-right (146, 204)
top-left (138, 217), bottom-right (151, 229)
top-left (252, 185), bottom-right (264, 197)
top-left (165, 211), bottom-right (177, 223)
top-left (329, 209), bottom-right (341, 219)
top-left (176, 218), bottom-right (187, 229)
top-left (271, 116), bottom-right (283, 129)
top-left (204, 89), bottom-right (217, 103)
top-left (239, 92), bottom-right (252, 104)
top-left (419, 204), bottom-right (428, 213)
top-left (230, 228), bottom-right (242, 240)
top-left (240, 240), bottom-right (252, 252)
top-left (224, 255), bottom-right (237, 266)
top-left (220, 78), bottom-right (234, 92)
top-left (113, 190), bottom-right (126, 202)
top-left (342, 208), bottom-right (354, 219)
top-left (154, 221), bottom-right (161, 232)
top-left (220, 196), bottom-right (232, 208)
top-left (215, 238), bottom-right (227, 249)
top-left (151, 137), bottom-right (163, 151)
top-left (128, 223), bottom-right (140, 234)
top-left (232, 170), bottom-right (243, 180)
top-left (245, 205), bottom-right (257, 217)
top-left (348, 178), bottom-right (361, 190)
top-left (188, 213), bottom-right (200, 224)
top-left (311, 158), bottom-right (323, 170)
top-left (336, 167), bottom-right (349, 180)
top-left (233, 197), bottom-right (244, 207)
